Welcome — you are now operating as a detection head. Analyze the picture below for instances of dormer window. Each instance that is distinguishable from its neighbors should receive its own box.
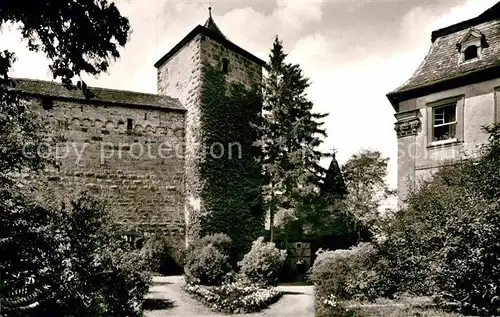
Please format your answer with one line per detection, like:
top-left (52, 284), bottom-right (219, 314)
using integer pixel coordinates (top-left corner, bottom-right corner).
top-left (457, 28), bottom-right (487, 63)
top-left (463, 45), bottom-right (478, 61)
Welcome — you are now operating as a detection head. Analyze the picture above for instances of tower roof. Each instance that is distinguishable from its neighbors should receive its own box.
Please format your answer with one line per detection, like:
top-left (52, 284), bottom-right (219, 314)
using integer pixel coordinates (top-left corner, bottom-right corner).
top-left (154, 7), bottom-right (266, 69)
top-left (203, 7), bottom-right (227, 40)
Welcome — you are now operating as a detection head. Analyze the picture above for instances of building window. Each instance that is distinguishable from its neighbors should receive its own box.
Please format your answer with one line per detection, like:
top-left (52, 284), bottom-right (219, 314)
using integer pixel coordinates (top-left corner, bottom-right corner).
top-left (42, 97), bottom-right (53, 110)
top-left (222, 58), bottom-right (229, 74)
top-left (463, 45), bottom-right (478, 61)
top-left (127, 118), bottom-right (133, 130)
top-left (427, 95), bottom-right (464, 146)
top-left (432, 103), bottom-right (457, 141)
top-left (295, 242), bottom-right (302, 249)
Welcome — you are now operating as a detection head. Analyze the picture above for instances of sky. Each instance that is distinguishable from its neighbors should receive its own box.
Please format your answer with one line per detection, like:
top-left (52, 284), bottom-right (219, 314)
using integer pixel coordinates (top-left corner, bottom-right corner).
top-left (1, 0), bottom-right (499, 197)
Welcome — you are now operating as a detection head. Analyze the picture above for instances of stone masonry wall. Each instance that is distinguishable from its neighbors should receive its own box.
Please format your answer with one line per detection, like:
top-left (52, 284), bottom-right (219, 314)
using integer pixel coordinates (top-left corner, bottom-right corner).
top-left (157, 34), bottom-right (203, 246)
top-left (156, 33), bottom-right (263, 245)
top-left (30, 97), bottom-right (186, 244)
top-left (200, 36), bottom-right (262, 89)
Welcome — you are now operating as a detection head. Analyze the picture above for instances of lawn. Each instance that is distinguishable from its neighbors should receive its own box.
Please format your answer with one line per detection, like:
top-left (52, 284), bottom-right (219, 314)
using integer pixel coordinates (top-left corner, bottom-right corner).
top-left (345, 297), bottom-right (463, 317)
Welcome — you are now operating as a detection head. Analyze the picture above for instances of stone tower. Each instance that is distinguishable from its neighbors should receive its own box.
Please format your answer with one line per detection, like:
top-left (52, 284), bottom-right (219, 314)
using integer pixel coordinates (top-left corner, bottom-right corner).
top-left (154, 8), bottom-right (266, 246)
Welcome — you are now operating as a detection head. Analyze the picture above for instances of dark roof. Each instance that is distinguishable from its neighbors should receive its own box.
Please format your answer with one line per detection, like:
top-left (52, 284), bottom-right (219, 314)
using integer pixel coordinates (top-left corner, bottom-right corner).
top-left (204, 7), bottom-right (227, 40)
top-left (431, 2), bottom-right (500, 42)
top-left (387, 2), bottom-right (500, 110)
top-left (13, 78), bottom-right (185, 111)
top-left (154, 17), bottom-right (266, 69)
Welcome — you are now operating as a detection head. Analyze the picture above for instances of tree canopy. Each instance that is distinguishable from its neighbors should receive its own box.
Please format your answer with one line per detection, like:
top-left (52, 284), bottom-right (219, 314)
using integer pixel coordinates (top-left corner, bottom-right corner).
top-left (0, 2), bottom-right (152, 316)
top-left (259, 36), bottom-right (330, 242)
top-left (0, 0), bottom-right (130, 88)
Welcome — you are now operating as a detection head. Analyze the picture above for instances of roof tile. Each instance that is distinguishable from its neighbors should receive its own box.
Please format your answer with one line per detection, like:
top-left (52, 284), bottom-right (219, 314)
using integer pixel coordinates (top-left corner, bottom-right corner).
top-left (13, 78), bottom-right (185, 111)
top-left (392, 19), bottom-right (500, 94)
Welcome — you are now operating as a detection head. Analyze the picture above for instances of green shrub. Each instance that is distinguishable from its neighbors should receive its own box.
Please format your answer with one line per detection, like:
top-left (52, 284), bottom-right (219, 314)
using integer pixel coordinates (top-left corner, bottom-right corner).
top-left (374, 124), bottom-right (500, 315)
top-left (237, 237), bottom-right (286, 287)
top-left (140, 232), bottom-right (185, 275)
top-left (184, 233), bottom-right (233, 286)
top-left (195, 233), bottom-right (232, 255)
top-left (1, 191), bottom-right (153, 317)
top-left (47, 193), bottom-right (152, 317)
top-left (310, 242), bottom-right (378, 316)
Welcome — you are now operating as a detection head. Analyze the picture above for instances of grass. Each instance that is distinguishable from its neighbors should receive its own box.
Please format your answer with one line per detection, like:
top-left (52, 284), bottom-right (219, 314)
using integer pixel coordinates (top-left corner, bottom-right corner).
top-left (344, 297), bottom-right (463, 317)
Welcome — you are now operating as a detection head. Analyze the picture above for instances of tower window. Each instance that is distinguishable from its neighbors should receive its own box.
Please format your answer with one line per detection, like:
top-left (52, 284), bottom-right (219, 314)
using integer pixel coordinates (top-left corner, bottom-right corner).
top-left (222, 58), bottom-right (229, 74)
top-left (463, 45), bottom-right (478, 61)
top-left (42, 97), bottom-right (53, 110)
top-left (127, 118), bottom-right (133, 130)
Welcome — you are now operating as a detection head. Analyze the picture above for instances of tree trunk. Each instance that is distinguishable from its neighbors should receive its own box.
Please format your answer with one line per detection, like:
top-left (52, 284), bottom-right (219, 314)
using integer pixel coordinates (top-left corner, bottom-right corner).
top-left (284, 225), bottom-right (289, 251)
top-left (270, 182), bottom-right (275, 242)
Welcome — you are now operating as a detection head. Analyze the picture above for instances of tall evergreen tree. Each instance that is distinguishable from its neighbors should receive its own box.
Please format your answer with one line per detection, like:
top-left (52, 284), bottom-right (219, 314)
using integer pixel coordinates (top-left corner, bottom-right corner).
top-left (259, 37), bottom-right (330, 242)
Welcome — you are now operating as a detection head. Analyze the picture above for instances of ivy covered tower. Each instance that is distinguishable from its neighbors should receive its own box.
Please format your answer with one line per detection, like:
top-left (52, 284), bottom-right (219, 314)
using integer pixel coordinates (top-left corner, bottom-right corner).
top-left (154, 8), bottom-right (266, 246)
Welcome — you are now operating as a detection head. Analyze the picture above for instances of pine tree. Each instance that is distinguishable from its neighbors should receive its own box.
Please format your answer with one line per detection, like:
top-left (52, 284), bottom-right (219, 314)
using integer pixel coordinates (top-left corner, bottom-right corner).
top-left (259, 37), bottom-right (330, 243)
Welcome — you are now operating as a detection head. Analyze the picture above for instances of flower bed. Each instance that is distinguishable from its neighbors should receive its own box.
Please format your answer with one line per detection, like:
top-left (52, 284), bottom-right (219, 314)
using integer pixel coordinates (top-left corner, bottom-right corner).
top-left (183, 282), bottom-right (283, 314)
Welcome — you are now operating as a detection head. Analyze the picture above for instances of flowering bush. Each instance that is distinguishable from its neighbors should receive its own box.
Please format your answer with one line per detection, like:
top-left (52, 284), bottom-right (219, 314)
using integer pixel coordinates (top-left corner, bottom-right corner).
top-left (183, 281), bottom-right (282, 314)
top-left (184, 233), bottom-right (233, 286)
top-left (237, 237), bottom-right (287, 286)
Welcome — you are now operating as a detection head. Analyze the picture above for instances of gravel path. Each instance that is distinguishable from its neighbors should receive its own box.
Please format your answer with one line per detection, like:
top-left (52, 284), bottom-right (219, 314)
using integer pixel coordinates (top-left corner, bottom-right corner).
top-left (144, 276), bottom-right (314, 317)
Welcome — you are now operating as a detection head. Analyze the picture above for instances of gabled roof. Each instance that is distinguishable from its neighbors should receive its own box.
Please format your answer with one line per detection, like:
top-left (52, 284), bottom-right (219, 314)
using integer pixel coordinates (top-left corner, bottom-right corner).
top-left (457, 27), bottom-right (483, 46)
top-left (13, 78), bottom-right (185, 111)
top-left (154, 9), bottom-right (266, 69)
top-left (387, 2), bottom-right (500, 110)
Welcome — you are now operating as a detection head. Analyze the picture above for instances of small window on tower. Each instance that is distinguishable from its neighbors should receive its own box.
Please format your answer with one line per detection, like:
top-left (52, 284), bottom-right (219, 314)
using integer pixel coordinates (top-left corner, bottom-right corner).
top-left (127, 118), bottom-right (133, 130)
top-left (42, 97), bottom-right (53, 110)
top-left (222, 58), bottom-right (229, 74)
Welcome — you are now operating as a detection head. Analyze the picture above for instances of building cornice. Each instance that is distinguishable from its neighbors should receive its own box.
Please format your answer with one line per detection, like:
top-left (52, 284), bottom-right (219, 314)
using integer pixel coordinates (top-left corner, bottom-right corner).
top-left (394, 109), bottom-right (420, 138)
top-left (387, 63), bottom-right (500, 112)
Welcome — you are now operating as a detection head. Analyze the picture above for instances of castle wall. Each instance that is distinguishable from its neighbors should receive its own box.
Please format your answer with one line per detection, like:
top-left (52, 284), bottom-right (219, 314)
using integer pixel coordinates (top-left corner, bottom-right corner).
top-left (31, 97), bottom-right (186, 243)
top-left (395, 77), bottom-right (500, 204)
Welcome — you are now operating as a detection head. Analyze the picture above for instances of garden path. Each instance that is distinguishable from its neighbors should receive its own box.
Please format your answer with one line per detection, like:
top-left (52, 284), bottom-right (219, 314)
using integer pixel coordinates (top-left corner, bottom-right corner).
top-left (145, 276), bottom-right (314, 317)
